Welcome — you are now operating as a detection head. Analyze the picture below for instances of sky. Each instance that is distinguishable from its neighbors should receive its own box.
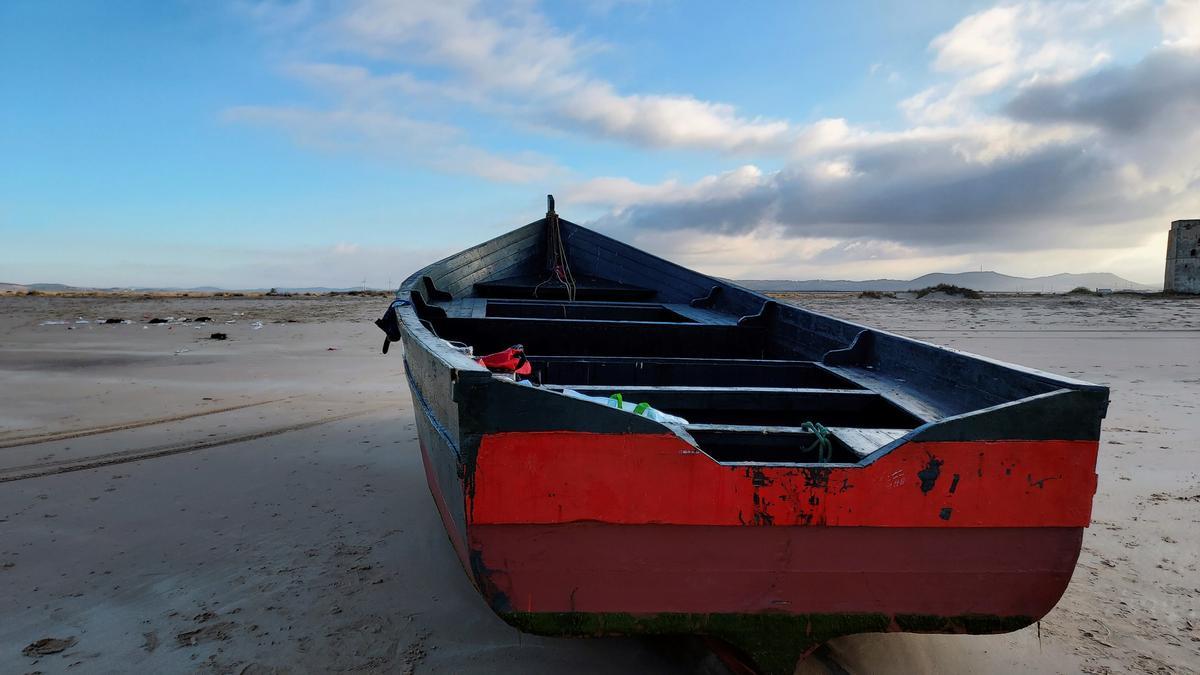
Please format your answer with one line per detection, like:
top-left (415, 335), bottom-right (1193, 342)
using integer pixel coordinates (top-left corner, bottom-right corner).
top-left (2, 0), bottom-right (1198, 288)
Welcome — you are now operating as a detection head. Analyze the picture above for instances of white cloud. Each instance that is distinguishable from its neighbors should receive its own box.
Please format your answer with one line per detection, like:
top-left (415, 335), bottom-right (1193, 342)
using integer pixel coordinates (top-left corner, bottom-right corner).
top-left (555, 82), bottom-right (790, 152)
top-left (931, 6), bottom-right (1023, 72)
top-left (333, 0), bottom-right (589, 99)
top-left (244, 1), bottom-right (1122, 165)
top-left (227, 0), bottom-right (1189, 284)
top-left (1159, 0), bottom-right (1200, 48)
top-left (612, 226), bottom-right (997, 282)
top-left (568, 1), bottom-right (1194, 285)
top-left (236, 0), bottom-right (793, 155)
top-left (566, 165), bottom-right (766, 209)
top-left (223, 105), bottom-right (563, 183)
top-left (905, 0), bottom-right (1147, 124)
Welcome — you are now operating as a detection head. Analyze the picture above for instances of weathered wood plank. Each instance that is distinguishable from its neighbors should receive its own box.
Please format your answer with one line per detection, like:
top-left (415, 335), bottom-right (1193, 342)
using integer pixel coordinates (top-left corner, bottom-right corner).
top-left (828, 427), bottom-right (910, 456)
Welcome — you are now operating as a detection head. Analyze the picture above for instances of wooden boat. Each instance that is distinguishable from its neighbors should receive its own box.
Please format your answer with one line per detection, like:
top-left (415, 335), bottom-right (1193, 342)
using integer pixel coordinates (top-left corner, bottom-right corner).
top-left (375, 197), bottom-right (1107, 674)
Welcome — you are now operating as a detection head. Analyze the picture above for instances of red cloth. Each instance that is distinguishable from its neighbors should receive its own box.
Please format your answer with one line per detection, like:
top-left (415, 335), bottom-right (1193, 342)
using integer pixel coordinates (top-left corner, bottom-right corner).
top-left (476, 346), bottom-right (531, 376)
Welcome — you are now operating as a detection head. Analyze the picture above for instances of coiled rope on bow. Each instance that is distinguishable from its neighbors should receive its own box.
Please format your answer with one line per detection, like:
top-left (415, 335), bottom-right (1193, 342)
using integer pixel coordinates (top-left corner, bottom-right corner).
top-left (541, 194), bottom-right (576, 302)
top-left (799, 421), bottom-right (833, 463)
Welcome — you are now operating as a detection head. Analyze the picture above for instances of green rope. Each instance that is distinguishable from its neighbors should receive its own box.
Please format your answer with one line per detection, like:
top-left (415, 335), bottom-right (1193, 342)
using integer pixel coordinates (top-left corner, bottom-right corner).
top-left (799, 421), bottom-right (833, 463)
top-left (608, 393), bottom-right (654, 418)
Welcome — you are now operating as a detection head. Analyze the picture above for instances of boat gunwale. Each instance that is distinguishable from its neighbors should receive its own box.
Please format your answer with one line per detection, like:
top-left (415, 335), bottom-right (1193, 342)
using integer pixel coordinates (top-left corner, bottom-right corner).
top-left (396, 217), bottom-right (1107, 396)
top-left (392, 216), bottom-right (1108, 467)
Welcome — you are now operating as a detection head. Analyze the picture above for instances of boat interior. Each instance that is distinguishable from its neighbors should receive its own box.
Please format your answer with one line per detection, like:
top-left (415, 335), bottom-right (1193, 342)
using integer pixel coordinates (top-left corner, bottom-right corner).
top-left (400, 207), bottom-right (1075, 465)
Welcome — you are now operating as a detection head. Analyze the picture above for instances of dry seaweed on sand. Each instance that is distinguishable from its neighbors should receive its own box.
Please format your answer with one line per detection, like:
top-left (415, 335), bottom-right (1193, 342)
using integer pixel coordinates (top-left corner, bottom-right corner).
top-left (914, 284), bottom-right (982, 299)
top-left (23, 636), bottom-right (76, 656)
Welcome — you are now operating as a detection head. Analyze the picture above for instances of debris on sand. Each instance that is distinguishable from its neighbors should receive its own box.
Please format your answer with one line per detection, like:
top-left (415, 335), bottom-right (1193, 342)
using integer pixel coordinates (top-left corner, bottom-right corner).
top-left (193, 316), bottom-right (212, 323)
top-left (333, 543), bottom-right (371, 557)
top-left (22, 636), bottom-right (77, 657)
top-left (175, 621), bottom-right (236, 646)
top-left (147, 318), bottom-right (169, 324)
top-left (103, 318), bottom-right (125, 324)
top-left (209, 333), bottom-right (228, 341)
top-left (400, 632), bottom-right (431, 675)
top-left (141, 631), bottom-right (159, 653)
top-left (250, 321), bottom-right (263, 330)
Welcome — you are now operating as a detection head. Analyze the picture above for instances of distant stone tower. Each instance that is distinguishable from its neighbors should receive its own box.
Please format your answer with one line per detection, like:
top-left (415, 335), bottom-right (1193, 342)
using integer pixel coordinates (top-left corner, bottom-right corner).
top-left (1165, 220), bottom-right (1200, 294)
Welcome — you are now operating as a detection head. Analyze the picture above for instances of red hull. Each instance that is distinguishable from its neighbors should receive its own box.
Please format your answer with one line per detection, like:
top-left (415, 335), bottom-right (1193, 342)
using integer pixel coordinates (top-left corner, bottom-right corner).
top-left (470, 523), bottom-right (1082, 617)
top-left (416, 428), bottom-right (1094, 619)
top-left (390, 212), bottom-right (1107, 674)
top-left (471, 432), bottom-right (1098, 528)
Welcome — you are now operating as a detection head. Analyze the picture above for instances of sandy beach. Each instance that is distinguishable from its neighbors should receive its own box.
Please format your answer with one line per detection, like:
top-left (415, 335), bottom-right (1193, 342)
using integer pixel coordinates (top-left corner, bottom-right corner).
top-left (1, 292), bottom-right (1197, 674)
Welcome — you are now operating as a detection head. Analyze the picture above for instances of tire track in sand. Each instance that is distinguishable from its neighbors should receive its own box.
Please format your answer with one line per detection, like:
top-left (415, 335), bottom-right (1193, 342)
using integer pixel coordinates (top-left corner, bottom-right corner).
top-left (0, 398), bottom-right (292, 449)
top-left (0, 406), bottom-right (389, 483)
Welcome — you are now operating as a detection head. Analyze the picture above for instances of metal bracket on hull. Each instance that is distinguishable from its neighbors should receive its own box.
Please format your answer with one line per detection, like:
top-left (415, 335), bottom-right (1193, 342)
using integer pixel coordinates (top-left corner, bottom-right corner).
top-left (690, 285), bottom-right (722, 309)
top-left (411, 292), bottom-right (448, 321)
top-left (737, 300), bottom-right (776, 327)
top-left (421, 276), bottom-right (454, 302)
top-left (823, 329), bottom-right (875, 366)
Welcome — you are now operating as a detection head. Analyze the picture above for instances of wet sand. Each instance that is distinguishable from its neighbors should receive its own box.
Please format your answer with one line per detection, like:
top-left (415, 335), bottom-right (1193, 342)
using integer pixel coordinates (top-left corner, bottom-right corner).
top-left (1, 293), bottom-right (1197, 673)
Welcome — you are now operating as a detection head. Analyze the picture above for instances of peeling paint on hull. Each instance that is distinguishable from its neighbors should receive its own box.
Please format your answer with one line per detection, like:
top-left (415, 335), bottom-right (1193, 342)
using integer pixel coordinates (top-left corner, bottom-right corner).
top-left (471, 432), bottom-right (1098, 528)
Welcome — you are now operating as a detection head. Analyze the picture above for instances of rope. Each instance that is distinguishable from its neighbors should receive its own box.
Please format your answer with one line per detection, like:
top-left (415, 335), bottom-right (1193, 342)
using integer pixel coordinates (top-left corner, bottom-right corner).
top-left (799, 421), bottom-right (833, 463)
top-left (544, 197), bottom-right (577, 302)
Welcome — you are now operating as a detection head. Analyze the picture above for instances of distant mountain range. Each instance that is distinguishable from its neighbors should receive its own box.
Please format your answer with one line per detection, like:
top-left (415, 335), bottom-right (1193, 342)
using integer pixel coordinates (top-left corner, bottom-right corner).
top-left (0, 282), bottom-right (78, 292)
top-left (0, 283), bottom-right (381, 293)
top-left (3, 270), bottom-right (1157, 295)
top-left (737, 271), bottom-right (1157, 293)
